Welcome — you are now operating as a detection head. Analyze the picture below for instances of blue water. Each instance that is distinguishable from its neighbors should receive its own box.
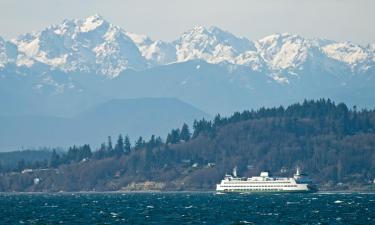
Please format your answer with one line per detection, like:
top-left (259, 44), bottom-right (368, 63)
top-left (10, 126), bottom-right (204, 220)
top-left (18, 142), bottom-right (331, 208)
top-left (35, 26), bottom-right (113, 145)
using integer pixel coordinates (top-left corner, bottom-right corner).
top-left (0, 192), bottom-right (374, 224)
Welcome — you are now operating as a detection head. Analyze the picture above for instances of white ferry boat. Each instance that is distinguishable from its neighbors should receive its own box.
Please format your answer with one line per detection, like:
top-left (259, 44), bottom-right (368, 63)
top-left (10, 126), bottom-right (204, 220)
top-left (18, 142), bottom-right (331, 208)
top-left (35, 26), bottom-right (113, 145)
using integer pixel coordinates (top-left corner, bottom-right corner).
top-left (216, 167), bottom-right (317, 193)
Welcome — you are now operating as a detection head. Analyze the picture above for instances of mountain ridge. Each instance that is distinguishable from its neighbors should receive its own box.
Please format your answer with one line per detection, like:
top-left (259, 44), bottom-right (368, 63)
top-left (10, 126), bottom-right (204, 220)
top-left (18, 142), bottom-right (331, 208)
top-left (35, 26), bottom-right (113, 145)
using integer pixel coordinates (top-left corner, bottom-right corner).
top-left (0, 15), bottom-right (375, 120)
top-left (0, 14), bottom-right (373, 81)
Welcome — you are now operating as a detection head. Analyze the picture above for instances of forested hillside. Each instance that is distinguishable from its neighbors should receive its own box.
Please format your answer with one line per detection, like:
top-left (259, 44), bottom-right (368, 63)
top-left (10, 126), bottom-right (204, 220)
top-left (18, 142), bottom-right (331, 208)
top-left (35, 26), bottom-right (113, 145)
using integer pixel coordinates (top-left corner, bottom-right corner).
top-left (0, 149), bottom-right (52, 170)
top-left (1, 99), bottom-right (375, 192)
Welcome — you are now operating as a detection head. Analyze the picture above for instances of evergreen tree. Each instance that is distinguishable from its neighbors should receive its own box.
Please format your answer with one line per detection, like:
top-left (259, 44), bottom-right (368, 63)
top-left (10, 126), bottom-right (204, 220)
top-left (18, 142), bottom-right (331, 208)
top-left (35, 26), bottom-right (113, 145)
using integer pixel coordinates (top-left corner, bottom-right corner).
top-left (192, 119), bottom-right (212, 138)
top-left (94, 142), bottom-right (107, 159)
top-left (67, 145), bottom-right (78, 162)
top-left (49, 149), bottom-right (60, 168)
top-left (107, 136), bottom-right (113, 152)
top-left (148, 135), bottom-right (156, 149)
top-left (166, 129), bottom-right (180, 144)
top-left (64, 144), bottom-right (92, 162)
top-left (180, 123), bottom-right (191, 142)
top-left (79, 144), bottom-right (92, 160)
top-left (155, 136), bottom-right (163, 146)
top-left (135, 136), bottom-right (145, 149)
top-left (124, 135), bottom-right (131, 154)
top-left (114, 135), bottom-right (124, 157)
top-left (17, 159), bottom-right (25, 172)
top-left (213, 114), bottom-right (222, 127)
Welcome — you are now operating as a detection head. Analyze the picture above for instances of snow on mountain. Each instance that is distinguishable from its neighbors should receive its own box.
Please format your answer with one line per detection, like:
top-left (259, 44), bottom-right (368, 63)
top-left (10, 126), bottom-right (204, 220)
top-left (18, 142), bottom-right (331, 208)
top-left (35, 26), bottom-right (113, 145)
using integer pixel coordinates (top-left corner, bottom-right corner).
top-left (0, 37), bottom-right (17, 68)
top-left (127, 25), bottom-right (256, 66)
top-left (12, 14), bottom-right (146, 77)
top-left (322, 42), bottom-right (375, 72)
top-left (234, 51), bottom-right (265, 71)
top-left (0, 37), bottom-right (7, 68)
top-left (2, 15), bottom-right (375, 80)
top-left (32, 72), bottom-right (78, 95)
top-left (174, 25), bottom-right (255, 64)
top-left (255, 33), bottom-right (324, 72)
top-left (126, 32), bottom-right (176, 65)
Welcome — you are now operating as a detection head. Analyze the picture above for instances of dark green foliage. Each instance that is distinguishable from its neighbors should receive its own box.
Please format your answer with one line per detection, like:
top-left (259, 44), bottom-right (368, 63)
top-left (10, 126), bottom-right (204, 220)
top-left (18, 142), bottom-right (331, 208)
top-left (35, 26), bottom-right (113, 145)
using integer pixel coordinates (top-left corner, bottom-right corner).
top-left (166, 129), bottom-right (180, 144)
top-left (193, 118), bottom-right (213, 138)
top-left (147, 135), bottom-right (163, 149)
top-left (124, 135), bottom-right (131, 154)
top-left (135, 136), bottom-right (145, 150)
top-left (48, 150), bottom-right (60, 168)
top-left (0, 149), bottom-right (52, 171)
top-left (180, 123), bottom-right (191, 142)
top-left (166, 124), bottom-right (191, 144)
top-left (61, 144), bottom-right (92, 164)
top-left (107, 136), bottom-right (113, 152)
top-left (94, 143), bottom-right (107, 159)
top-left (1, 99), bottom-right (375, 191)
top-left (114, 135), bottom-right (124, 157)
top-left (17, 160), bottom-right (25, 172)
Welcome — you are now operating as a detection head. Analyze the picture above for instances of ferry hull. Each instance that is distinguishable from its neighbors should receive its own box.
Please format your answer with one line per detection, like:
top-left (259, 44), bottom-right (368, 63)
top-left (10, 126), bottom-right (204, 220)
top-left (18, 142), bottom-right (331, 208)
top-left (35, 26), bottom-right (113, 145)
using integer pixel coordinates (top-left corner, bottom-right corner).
top-left (216, 184), bottom-right (318, 193)
top-left (216, 189), bottom-right (317, 194)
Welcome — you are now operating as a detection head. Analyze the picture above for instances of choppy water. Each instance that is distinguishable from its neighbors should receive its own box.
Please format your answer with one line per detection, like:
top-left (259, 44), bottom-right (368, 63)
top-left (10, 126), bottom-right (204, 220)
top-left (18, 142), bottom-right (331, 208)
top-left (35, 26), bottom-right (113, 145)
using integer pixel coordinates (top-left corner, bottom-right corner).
top-left (0, 192), bottom-right (374, 224)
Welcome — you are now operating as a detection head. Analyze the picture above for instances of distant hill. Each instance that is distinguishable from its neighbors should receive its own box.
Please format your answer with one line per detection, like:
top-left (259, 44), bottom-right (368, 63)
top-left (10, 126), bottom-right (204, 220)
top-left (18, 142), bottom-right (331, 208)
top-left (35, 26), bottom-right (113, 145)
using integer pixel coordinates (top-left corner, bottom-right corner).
top-left (1, 100), bottom-right (374, 192)
top-left (0, 98), bottom-right (210, 151)
top-left (0, 149), bottom-right (52, 170)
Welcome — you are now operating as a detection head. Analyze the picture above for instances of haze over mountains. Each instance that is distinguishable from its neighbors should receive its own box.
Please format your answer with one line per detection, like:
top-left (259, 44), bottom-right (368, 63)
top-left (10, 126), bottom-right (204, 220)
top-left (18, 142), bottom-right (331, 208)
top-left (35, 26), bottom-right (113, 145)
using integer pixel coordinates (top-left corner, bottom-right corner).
top-left (0, 15), bottom-right (374, 150)
top-left (0, 98), bottom-right (209, 150)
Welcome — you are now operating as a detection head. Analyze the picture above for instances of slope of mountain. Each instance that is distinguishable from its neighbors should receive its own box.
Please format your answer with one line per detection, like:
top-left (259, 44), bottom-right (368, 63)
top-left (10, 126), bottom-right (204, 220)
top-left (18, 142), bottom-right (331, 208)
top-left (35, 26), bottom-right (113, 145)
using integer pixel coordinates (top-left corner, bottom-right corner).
top-left (0, 37), bottom-right (7, 68)
top-left (12, 14), bottom-right (146, 77)
top-left (1, 14), bottom-right (372, 83)
top-left (322, 42), bottom-right (375, 73)
top-left (109, 60), bottom-right (375, 114)
top-left (1, 58), bottom-right (374, 118)
top-left (0, 98), bottom-right (210, 151)
top-left (0, 37), bottom-right (17, 68)
top-left (173, 25), bottom-right (255, 64)
top-left (0, 14), bottom-right (373, 80)
top-left (126, 32), bottom-right (176, 65)
top-left (102, 60), bottom-right (280, 114)
top-left (0, 66), bottom-right (106, 117)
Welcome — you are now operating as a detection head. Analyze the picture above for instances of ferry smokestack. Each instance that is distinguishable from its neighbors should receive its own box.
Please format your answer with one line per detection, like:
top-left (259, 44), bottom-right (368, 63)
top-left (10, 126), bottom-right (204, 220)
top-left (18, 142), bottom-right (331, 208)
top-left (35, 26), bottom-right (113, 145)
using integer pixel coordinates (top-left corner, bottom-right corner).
top-left (233, 167), bottom-right (237, 177)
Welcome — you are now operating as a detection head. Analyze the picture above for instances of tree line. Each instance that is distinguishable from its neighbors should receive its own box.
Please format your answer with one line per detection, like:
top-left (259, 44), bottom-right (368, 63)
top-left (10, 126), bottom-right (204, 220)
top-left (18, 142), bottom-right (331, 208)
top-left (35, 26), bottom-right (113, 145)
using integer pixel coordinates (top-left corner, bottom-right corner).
top-left (2, 99), bottom-right (375, 191)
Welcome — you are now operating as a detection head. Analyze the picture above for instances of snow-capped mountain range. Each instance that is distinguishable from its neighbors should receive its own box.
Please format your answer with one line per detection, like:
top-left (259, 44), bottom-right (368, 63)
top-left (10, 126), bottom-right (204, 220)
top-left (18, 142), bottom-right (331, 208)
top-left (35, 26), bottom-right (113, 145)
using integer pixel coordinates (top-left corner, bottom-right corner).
top-left (1, 15), bottom-right (375, 149)
top-left (1, 14), bottom-right (375, 119)
top-left (1, 14), bottom-right (374, 80)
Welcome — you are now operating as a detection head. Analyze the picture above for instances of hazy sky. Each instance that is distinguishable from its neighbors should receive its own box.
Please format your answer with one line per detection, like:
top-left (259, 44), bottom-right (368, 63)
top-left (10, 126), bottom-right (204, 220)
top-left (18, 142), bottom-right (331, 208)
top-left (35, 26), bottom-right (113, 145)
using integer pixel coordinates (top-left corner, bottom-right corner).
top-left (0, 0), bottom-right (374, 44)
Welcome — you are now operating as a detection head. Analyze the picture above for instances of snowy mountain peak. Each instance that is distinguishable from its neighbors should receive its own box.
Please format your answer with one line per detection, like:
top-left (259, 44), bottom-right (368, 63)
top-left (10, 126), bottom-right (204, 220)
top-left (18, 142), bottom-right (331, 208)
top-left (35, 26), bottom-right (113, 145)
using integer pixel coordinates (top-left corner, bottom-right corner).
top-left (126, 31), bottom-right (176, 65)
top-left (12, 15), bottom-right (146, 77)
top-left (2, 16), bottom-right (374, 78)
top-left (190, 25), bottom-right (207, 33)
top-left (126, 32), bottom-right (153, 46)
top-left (175, 25), bottom-right (255, 63)
top-left (256, 33), bottom-right (323, 71)
top-left (79, 14), bottom-right (107, 33)
top-left (322, 42), bottom-right (371, 64)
